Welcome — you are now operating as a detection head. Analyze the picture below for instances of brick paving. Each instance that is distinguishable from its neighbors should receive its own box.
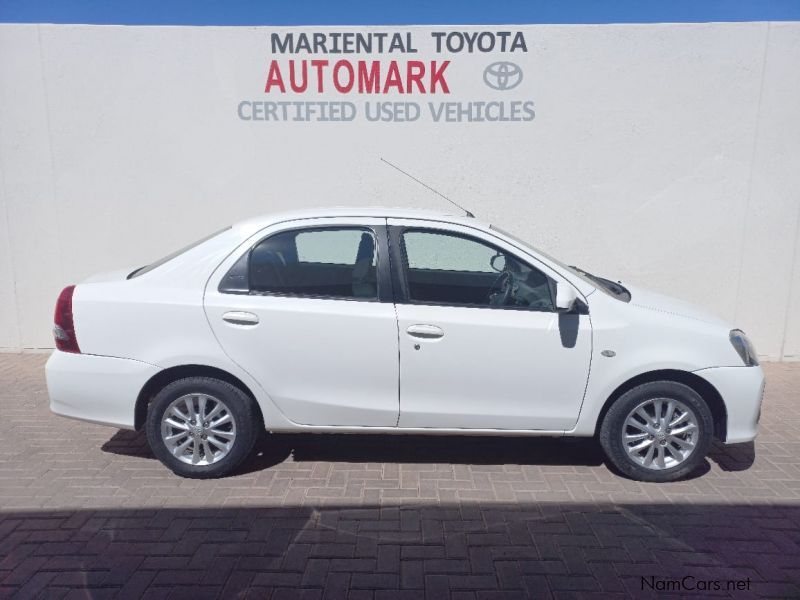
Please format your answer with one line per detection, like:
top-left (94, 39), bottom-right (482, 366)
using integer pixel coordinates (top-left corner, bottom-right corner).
top-left (1, 354), bottom-right (799, 598)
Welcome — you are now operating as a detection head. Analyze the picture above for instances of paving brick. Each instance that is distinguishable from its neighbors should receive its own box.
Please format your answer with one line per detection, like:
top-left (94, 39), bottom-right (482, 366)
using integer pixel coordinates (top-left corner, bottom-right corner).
top-left (0, 355), bottom-right (798, 597)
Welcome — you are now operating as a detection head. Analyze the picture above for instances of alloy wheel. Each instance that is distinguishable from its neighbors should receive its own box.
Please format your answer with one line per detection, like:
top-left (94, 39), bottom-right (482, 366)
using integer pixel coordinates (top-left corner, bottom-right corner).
top-left (621, 397), bottom-right (699, 470)
top-left (160, 393), bottom-right (237, 466)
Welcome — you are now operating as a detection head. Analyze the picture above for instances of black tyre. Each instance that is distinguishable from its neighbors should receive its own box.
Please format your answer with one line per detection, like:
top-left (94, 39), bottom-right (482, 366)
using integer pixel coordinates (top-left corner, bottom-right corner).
top-left (599, 381), bottom-right (714, 482)
top-left (146, 377), bottom-right (260, 479)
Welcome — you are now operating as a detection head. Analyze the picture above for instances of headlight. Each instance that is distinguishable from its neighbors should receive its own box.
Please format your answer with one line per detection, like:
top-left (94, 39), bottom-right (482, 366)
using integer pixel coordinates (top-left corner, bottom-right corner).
top-left (729, 329), bottom-right (759, 366)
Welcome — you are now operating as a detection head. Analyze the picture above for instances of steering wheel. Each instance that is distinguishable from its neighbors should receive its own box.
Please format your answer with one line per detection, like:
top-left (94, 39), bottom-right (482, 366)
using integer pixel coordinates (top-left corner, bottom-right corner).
top-left (488, 270), bottom-right (514, 306)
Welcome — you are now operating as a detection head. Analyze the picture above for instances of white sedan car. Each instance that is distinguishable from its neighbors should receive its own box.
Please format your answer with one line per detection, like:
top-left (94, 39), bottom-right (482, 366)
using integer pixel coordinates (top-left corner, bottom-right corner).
top-left (46, 208), bottom-right (764, 482)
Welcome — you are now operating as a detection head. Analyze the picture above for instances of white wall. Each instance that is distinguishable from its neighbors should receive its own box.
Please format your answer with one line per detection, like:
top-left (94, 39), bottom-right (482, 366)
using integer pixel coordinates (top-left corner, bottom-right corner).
top-left (1, 23), bottom-right (799, 359)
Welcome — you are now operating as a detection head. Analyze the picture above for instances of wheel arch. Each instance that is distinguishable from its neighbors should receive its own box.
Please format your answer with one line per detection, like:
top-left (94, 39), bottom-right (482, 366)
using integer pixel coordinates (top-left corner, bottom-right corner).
top-left (594, 369), bottom-right (727, 441)
top-left (135, 364), bottom-right (264, 431)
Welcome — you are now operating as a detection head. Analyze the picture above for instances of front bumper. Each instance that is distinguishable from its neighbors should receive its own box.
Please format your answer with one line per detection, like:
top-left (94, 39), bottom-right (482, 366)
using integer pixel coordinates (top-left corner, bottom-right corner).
top-left (46, 351), bottom-right (161, 429)
top-left (694, 365), bottom-right (765, 444)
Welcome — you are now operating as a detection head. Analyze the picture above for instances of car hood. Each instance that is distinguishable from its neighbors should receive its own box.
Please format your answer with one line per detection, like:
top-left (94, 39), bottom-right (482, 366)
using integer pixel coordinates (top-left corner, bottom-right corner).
top-left (624, 284), bottom-right (730, 328)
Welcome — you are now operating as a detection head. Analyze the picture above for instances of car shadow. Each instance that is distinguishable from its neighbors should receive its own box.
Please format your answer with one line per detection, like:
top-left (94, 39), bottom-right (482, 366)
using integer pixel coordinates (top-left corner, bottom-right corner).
top-left (101, 428), bottom-right (606, 467)
top-left (284, 433), bottom-right (605, 466)
top-left (100, 429), bottom-right (293, 473)
top-left (707, 440), bottom-right (756, 472)
top-left (101, 429), bottom-right (721, 481)
top-left (100, 428), bottom-right (154, 459)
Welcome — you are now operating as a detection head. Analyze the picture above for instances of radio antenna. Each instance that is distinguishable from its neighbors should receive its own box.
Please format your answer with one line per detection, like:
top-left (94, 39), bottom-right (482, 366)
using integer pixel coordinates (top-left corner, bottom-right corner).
top-left (380, 157), bottom-right (475, 218)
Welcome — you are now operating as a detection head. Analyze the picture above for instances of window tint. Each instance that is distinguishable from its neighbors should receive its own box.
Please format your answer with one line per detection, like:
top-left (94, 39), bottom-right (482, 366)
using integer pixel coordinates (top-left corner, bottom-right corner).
top-left (248, 227), bottom-right (378, 299)
top-left (296, 229), bottom-right (366, 264)
top-left (401, 230), bottom-right (554, 311)
top-left (404, 231), bottom-right (496, 273)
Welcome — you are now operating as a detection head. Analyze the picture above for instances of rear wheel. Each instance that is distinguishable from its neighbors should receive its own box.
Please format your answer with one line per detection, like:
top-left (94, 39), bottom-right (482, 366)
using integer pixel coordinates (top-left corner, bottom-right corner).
top-left (599, 381), bottom-right (714, 482)
top-left (146, 377), bottom-right (259, 479)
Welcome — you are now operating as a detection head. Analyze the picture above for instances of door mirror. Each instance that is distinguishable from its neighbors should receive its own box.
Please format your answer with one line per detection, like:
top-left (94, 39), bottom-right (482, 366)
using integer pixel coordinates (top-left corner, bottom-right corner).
top-left (556, 282), bottom-right (578, 312)
top-left (489, 253), bottom-right (506, 272)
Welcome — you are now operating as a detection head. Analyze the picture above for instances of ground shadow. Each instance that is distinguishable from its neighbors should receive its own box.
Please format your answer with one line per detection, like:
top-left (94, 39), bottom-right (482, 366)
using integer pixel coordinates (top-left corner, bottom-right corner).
top-left (101, 429), bottom-right (293, 474)
top-left (708, 440), bottom-right (757, 472)
top-left (101, 428), bottom-right (607, 468)
top-left (102, 429), bottom-right (720, 481)
top-left (1, 502), bottom-right (797, 598)
top-left (285, 432), bottom-right (606, 467)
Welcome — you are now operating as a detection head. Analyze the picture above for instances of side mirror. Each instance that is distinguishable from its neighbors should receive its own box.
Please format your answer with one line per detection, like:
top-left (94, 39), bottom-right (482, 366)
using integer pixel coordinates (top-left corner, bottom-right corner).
top-left (489, 253), bottom-right (506, 272)
top-left (556, 282), bottom-right (578, 312)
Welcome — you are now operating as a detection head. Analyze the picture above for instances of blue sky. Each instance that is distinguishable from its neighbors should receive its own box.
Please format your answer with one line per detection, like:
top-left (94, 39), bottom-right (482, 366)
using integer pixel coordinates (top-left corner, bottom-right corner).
top-left (1, 0), bottom-right (799, 25)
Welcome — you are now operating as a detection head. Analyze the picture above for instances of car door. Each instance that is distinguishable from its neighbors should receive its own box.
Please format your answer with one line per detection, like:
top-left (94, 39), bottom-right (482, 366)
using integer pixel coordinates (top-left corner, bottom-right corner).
top-left (204, 217), bottom-right (400, 427)
top-left (388, 219), bottom-right (592, 431)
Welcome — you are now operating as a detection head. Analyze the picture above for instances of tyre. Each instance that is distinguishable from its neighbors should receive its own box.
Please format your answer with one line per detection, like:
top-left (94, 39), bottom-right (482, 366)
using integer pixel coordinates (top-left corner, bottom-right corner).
top-left (145, 377), bottom-right (260, 479)
top-left (599, 381), bottom-right (714, 482)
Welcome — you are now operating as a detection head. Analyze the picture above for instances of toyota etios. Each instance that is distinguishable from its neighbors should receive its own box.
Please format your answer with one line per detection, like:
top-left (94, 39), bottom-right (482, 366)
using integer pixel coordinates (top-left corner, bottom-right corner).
top-left (46, 208), bottom-right (764, 482)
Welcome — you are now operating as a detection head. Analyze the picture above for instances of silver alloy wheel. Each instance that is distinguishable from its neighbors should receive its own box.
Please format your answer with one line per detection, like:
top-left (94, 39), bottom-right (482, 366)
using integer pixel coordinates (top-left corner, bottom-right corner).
top-left (160, 393), bottom-right (237, 466)
top-left (622, 397), bottom-right (699, 470)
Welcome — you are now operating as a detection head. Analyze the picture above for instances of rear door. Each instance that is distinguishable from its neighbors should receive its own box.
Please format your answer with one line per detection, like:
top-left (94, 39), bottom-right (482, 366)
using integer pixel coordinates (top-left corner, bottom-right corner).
top-left (204, 217), bottom-right (400, 427)
top-left (388, 219), bottom-right (592, 431)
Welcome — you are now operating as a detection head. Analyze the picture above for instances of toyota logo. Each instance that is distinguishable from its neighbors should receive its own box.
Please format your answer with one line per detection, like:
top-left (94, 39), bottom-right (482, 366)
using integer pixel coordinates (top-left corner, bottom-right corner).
top-left (483, 62), bottom-right (523, 91)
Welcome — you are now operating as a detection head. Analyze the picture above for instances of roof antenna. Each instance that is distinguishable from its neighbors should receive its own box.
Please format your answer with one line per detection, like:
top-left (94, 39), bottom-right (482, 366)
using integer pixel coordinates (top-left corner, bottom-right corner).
top-left (380, 157), bottom-right (475, 218)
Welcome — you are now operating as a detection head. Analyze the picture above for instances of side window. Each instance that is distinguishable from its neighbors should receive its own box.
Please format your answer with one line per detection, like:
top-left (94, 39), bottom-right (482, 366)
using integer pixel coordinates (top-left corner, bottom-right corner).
top-left (295, 229), bottom-right (365, 264)
top-left (405, 231), bottom-right (497, 273)
top-left (401, 230), bottom-right (555, 311)
top-left (246, 227), bottom-right (378, 299)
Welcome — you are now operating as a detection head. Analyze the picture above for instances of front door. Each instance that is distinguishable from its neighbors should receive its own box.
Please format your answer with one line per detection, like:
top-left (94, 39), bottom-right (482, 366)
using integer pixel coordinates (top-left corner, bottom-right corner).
top-left (205, 218), bottom-right (399, 427)
top-left (389, 220), bottom-right (592, 431)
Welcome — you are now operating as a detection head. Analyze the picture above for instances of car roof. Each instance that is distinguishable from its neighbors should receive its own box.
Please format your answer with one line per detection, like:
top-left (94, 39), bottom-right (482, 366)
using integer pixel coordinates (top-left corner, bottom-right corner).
top-left (233, 206), bottom-right (485, 235)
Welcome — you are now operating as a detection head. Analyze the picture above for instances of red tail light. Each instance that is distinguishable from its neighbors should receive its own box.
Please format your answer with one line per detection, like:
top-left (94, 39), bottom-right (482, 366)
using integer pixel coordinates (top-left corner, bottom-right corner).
top-left (54, 285), bottom-right (81, 353)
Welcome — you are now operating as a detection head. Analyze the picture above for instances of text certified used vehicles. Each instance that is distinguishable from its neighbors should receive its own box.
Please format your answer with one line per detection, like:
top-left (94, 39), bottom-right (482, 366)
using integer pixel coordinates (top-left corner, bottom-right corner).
top-left (46, 208), bottom-right (764, 482)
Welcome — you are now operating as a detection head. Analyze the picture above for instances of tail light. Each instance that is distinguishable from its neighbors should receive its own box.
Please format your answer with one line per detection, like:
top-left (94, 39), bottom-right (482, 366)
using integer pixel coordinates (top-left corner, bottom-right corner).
top-left (54, 285), bottom-right (81, 353)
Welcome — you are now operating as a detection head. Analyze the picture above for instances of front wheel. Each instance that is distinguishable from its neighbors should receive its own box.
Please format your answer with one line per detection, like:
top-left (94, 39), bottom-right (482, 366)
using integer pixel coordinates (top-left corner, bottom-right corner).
top-left (146, 377), bottom-right (260, 479)
top-left (599, 381), bottom-right (714, 482)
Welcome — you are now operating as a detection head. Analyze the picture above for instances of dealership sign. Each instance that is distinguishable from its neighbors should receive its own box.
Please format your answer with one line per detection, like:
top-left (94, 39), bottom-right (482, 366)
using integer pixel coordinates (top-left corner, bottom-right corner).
top-left (237, 30), bottom-right (535, 123)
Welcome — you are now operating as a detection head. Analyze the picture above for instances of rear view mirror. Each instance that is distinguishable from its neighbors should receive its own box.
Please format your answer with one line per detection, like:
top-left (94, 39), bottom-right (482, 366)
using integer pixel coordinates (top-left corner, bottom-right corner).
top-left (556, 282), bottom-right (578, 312)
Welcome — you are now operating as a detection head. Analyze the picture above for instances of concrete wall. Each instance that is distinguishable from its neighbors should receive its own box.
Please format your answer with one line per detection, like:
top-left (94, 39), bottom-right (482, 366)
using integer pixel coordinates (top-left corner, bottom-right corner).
top-left (1, 23), bottom-right (799, 359)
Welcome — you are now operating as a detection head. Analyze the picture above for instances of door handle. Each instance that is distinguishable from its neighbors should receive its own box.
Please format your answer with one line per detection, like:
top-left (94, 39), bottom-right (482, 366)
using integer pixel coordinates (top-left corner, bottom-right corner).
top-left (406, 324), bottom-right (444, 339)
top-left (222, 311), bottom-right (259, 326)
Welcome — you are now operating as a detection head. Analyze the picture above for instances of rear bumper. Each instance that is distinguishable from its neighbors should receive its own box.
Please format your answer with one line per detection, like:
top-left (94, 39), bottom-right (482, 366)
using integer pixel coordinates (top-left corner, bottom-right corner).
top-left (694, 365), bottom-right (765, 444)
top-left (46, 351), bottom-right (161, 429)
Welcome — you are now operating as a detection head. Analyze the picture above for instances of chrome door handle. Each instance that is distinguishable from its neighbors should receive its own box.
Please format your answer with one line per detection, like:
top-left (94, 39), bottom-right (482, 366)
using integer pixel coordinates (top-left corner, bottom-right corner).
top-left (222, 311), bottom-right (259, 326)
top-left (406, 324), bottom-right (444, 339)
